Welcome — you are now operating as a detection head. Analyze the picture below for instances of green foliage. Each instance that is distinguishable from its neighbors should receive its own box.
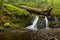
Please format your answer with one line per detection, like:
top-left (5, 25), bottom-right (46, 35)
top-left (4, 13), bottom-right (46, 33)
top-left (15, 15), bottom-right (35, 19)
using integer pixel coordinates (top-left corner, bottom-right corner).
top-left (4, 22), bottom-right (10, 27)
top-left (2, 4), bottom-right (34, 29)
top-left (4, 4), bottom-right (30, 16)
top-left (52, 0), bottom-right (60, 17)
top-left (0, 0), bottom-right (60, 29)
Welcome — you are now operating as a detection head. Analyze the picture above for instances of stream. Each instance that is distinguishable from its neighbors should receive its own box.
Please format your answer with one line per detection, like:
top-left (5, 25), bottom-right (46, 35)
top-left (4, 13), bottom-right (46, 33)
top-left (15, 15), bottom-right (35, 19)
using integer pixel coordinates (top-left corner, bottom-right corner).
top-left (45, 16), bottom-right (49, 29)
top-left (26, 15), bottom-right (39, 30)
top-left (26, 15), bottom-right (50, 30)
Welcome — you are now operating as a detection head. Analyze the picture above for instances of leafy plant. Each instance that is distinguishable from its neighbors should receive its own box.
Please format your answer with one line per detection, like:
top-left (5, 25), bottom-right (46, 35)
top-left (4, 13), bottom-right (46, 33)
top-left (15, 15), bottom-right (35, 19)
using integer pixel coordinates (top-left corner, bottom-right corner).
top-left (2, 4), bottom-right (34, 29)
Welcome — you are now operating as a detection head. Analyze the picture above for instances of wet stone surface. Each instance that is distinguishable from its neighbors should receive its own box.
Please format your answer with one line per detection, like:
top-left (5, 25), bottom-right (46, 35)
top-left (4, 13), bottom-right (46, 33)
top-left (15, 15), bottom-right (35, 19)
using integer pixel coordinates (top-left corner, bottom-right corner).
top-left (0, 28), bottom-right (60, 40)
top-left (37, 16), bottom-right (60, 29)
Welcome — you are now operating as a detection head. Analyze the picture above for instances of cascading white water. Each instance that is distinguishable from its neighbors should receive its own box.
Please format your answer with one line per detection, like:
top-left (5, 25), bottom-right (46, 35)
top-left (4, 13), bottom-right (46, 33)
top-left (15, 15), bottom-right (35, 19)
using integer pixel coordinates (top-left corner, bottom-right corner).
top-left (54, 16), bottom-right (58, 23)
top-left (26, 16), bottom-right (39, 30)
top-left (45, 16), bottom-right (49, 29)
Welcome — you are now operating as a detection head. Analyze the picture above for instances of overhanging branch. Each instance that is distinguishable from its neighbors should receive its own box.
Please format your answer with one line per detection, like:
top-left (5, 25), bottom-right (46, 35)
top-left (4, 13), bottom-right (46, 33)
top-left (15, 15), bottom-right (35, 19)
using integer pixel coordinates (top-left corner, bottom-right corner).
top-left (12, 4), bottom-right (53, 15)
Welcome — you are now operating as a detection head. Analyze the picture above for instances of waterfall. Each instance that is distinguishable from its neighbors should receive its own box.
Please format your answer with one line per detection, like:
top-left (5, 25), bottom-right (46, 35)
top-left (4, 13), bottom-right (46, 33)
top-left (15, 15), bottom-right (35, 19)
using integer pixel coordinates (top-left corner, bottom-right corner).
top-left (54, 16), bottom-right (58, 23)
top-left (45, 16), bottom-right (49, 29)
top-left (26, 16), bottom-right (39, 30)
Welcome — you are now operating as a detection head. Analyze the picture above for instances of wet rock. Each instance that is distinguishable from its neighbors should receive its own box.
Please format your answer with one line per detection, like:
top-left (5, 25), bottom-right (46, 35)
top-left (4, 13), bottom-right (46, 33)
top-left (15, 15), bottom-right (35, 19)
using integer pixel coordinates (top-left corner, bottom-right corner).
top-left (0, 28), bottom-right (60, 40)
top-left (37, 15), bottom-right (45, 29)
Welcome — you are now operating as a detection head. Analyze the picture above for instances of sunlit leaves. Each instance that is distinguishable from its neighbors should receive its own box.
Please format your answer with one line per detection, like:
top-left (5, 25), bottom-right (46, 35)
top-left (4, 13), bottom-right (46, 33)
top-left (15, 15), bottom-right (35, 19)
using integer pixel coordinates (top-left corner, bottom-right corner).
top-left (4, 22), bottom-right (10, 26)
top-left (4, 4), bottom-right (30, 16)
top-left (3, 4), bottom-right (33, 28)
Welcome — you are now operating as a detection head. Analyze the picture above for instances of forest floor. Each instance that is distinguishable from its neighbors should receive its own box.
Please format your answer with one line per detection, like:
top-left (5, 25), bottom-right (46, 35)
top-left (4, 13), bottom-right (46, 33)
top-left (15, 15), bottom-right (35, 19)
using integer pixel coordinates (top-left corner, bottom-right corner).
top-left (0, 28), bottom-right (60, 40)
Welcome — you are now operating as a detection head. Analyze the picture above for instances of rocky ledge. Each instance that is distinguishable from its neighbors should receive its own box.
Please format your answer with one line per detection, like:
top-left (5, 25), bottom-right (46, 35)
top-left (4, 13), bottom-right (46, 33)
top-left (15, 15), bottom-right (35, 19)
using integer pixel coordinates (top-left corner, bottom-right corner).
top-left (0, 28), bottom-right (60, 40)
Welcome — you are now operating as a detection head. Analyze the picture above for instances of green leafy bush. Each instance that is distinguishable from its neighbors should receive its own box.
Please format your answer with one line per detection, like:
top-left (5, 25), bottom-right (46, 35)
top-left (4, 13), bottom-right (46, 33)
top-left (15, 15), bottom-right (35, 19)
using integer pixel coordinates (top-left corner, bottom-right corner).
top-left (4, 4), bottom-right (30, 16)
top-left (0, 4), bottom-right (34, 29)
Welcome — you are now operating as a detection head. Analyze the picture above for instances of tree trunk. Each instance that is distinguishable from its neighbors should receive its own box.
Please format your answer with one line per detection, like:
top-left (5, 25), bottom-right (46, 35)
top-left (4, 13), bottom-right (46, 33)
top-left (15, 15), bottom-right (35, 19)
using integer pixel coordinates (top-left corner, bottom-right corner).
top-left (13, 4), bottom-right (53, 15)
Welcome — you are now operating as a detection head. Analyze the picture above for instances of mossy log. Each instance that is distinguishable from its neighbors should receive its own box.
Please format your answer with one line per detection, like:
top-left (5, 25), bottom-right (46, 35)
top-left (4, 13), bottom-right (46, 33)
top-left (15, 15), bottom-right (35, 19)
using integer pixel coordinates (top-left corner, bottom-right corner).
top-left (13, 4), bottom-right (53, 15)
top-left (0, 28), bottom-right (60, 40)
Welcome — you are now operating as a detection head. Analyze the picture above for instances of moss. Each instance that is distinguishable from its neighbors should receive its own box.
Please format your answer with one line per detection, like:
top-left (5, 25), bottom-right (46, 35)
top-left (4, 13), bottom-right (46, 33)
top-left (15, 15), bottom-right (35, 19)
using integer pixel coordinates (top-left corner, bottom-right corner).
top-left (0, 4), bottom-right (34, 29)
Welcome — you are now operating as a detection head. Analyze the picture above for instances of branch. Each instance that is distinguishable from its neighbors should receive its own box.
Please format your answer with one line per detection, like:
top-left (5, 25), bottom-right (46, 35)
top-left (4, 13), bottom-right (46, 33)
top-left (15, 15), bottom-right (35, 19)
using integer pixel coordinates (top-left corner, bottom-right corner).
top-left (12, 4), bottom-right (53, 15)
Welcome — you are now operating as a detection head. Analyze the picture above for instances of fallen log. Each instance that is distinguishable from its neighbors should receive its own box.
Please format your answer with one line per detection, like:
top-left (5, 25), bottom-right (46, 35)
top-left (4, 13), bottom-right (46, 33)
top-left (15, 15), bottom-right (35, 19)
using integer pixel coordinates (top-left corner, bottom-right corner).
top-left (0, 28), bottom-right (60, 40)
top-left (12, 4), bottom-right (53, 15)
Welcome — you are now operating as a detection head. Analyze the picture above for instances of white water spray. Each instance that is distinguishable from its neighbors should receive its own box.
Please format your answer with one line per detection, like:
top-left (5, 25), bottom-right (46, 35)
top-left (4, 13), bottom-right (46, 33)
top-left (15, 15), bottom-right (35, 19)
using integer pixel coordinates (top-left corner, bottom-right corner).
top-left (54, 16), bottom-right (58, 23)
top-left (45, 16), bottom-right (49, 29)
top-left (26, 16), bottom-right (39, 30)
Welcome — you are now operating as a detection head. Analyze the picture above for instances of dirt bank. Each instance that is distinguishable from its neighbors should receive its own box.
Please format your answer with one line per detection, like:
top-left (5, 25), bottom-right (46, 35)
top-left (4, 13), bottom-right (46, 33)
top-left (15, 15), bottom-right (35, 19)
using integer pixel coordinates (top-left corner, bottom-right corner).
top-left (0, 28), bottom-right (60, 40)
